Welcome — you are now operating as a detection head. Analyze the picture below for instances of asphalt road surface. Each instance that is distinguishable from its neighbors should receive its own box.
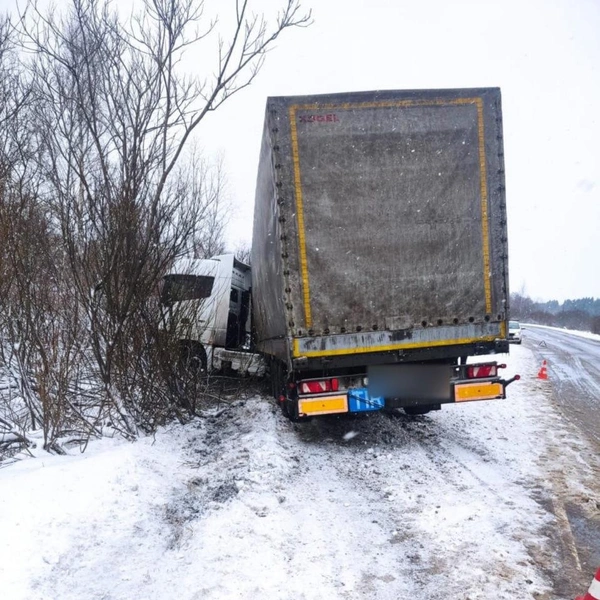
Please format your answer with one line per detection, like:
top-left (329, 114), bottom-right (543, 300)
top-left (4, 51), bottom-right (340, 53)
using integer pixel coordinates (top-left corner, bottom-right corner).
top-left (522, 324), bottom-right (600, 584)
top-left (523, 325), bottom-right (600, 451)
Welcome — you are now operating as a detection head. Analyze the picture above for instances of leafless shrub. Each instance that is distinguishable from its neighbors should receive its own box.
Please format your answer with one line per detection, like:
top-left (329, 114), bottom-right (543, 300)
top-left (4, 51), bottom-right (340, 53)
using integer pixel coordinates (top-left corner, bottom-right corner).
top-left (0, 0), bottom-right (310, 457)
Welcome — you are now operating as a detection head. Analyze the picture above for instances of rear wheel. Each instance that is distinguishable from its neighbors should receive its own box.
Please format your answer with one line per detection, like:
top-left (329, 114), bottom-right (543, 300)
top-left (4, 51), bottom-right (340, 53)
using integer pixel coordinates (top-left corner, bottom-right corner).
top-left (178, 342), bottom-right (208, 375)
top-left (403, 405), bottom-right (436, 416)
top-left (269, 359), bottom-right (298, 420)
top-left (283, 398), bottom-right (310, 423)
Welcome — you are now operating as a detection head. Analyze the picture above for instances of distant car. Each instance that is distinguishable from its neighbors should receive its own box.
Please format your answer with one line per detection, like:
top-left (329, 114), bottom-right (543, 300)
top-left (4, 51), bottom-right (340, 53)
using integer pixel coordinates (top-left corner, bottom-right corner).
top-left (508, 320), bottom-right (523, 344)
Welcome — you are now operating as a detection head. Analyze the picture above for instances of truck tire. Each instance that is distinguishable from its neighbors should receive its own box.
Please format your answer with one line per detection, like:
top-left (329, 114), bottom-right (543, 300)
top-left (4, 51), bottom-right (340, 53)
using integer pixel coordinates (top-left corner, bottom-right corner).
top-left (403, 405), bottom-right (435, 416)
top-left (279, 394), bottom-right (309, 423)
top-left (283, 398), bottom-right (308, 422)
top-left (270, 359), bottom-right (286, 400)
top-left (178, 342), bottom-right (208, 376)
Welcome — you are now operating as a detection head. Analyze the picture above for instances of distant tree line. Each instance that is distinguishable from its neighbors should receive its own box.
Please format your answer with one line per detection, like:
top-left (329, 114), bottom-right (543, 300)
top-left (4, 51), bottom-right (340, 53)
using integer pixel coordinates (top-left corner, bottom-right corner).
top-left (511, 294), bottom-right (600, 334)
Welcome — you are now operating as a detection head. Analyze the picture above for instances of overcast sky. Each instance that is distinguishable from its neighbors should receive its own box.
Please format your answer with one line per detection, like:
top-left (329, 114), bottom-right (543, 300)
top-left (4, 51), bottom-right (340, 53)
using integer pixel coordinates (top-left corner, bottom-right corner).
top-left (196, 0), bottom-right (599, 303)
top-left (2, 0), bottom-right (598, 302)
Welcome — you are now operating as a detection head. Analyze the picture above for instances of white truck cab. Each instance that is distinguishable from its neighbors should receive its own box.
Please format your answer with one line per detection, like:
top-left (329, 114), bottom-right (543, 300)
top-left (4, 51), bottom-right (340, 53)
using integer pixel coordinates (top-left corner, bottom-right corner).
top-left (162, 254), bottom-right (263, 374)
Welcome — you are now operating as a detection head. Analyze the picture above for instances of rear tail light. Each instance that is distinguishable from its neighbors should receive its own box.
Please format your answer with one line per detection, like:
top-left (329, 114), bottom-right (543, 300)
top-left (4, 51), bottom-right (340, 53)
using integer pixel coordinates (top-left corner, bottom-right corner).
top-left (466, 364), bottom-right (498, 379)
top-left (299, 378), bottom-right (339, 395)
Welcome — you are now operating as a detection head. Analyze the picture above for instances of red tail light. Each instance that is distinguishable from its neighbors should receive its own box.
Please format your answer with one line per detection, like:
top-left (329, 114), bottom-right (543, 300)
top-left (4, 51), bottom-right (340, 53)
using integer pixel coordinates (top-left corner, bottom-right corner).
top-left (299, 378), bottom-right (339, 395)
top-left (466, 364), bottom-right (497, 379)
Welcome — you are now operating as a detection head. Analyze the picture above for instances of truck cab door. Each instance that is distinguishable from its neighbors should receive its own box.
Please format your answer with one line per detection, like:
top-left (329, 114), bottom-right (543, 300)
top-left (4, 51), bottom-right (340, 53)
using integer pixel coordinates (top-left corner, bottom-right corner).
top-left (226, 287), bottom-right (242, 348)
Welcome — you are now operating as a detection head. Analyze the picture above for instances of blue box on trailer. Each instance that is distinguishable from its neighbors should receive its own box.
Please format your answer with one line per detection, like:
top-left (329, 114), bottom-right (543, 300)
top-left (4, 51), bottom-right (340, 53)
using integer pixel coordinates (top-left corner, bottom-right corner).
top-left (348, 388), bottom-right (384, 412)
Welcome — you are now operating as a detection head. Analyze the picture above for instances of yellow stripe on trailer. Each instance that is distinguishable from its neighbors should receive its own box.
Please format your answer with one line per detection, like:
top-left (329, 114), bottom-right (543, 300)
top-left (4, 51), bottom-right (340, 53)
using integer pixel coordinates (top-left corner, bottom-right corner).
top-left (298, 395), bottom-right (348, 416)
top-left (454, 381), bottom-right (504, 402)
top-left (289, 105), bottom-right (313, 327)
top-left (476, 97), bottom-right (493, 314)
top-left (293, 334), bottom-right (500, 359)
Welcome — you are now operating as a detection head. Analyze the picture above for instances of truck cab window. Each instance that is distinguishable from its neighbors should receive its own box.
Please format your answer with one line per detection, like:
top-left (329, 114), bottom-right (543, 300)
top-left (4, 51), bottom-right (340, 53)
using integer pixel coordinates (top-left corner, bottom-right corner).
top-left (161, 275), bottom-right (215, 305)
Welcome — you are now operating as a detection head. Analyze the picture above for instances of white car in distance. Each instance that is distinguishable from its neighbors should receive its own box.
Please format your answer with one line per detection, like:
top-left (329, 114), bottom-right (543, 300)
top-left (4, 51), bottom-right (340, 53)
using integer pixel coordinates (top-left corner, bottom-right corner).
top-left (508, 320), bottom-right (523, 344)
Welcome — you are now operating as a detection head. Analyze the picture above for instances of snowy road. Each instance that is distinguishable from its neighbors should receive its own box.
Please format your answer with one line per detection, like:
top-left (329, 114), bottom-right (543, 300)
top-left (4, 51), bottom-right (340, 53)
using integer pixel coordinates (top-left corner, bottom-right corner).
top-left (521, 325), bottom-right (600, 583)
top-left (523, 325), bottom-right (600, 450)
top-left (1, 344), bottom-right (600, 600)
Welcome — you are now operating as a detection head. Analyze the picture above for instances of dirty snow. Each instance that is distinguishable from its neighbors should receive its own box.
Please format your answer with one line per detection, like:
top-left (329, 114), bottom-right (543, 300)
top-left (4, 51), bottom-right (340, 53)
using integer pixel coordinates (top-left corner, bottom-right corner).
top-left (1, 345), bottom-right (599, 600)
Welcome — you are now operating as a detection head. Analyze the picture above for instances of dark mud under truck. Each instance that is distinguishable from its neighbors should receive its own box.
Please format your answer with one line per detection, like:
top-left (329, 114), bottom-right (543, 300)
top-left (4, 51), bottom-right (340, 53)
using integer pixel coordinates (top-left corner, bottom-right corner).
top-left (251, 87), bottom-right (519, 420)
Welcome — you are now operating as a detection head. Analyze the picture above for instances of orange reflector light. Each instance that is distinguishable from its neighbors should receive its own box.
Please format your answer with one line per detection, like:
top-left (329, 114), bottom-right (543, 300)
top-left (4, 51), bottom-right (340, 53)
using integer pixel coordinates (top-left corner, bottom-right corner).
top-left (298, 395), bottom-right (348, 416)
top-left (455, 381), bottom-right (503, 402)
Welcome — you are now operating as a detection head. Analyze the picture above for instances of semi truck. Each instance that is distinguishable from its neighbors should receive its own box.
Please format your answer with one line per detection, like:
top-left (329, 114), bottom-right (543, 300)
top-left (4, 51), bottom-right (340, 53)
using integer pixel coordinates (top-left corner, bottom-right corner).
top-left (251, 87), bottom-right (518, 419)
top-left (164, 87), bottom-right (519, 420)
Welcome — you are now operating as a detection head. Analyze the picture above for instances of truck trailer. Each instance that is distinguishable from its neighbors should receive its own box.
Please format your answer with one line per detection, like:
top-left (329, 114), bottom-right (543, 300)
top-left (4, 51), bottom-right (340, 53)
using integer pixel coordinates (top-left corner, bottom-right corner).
top-left (251, 87), bottom-right (518, 419)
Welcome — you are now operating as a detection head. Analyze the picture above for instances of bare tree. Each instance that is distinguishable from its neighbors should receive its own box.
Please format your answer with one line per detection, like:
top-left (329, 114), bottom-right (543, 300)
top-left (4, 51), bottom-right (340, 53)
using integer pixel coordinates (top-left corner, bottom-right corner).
top-left (2, 0), bottom-right (310, 441)
top-left (186, 152), bottom-right (229, 259)
top-left (234, 242), bottom-right (252, 265)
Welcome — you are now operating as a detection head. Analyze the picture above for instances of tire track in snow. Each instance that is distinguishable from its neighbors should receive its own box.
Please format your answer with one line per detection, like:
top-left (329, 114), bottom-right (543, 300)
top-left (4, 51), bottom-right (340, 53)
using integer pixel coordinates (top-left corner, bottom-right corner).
top-left (288, 408), bottom-right (552, 599)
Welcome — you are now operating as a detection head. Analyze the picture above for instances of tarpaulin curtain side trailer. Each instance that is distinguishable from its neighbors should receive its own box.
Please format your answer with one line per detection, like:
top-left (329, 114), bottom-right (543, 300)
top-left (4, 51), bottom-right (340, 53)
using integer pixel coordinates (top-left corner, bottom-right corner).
top-left (251, 88), bottom-right (515, 419)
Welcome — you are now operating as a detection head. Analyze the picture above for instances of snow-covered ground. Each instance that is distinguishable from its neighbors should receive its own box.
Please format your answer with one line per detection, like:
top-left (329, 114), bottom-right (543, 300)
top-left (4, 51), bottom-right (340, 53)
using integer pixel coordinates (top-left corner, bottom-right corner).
top-left (1, 345), bottom-right (599, 600)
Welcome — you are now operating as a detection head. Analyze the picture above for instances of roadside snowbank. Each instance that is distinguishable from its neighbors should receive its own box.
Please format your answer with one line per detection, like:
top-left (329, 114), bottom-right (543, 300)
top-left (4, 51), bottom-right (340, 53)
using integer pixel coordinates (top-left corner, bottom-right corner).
top-left (1, 344), bottom-right (598, 599)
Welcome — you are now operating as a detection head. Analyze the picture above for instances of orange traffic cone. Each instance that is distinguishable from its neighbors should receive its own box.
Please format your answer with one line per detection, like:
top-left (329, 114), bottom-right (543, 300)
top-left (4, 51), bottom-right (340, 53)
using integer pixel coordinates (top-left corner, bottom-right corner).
top-left (537, 360), bottom-right (548, 380)
top-left (575, 566), bottom-right (600, 599)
